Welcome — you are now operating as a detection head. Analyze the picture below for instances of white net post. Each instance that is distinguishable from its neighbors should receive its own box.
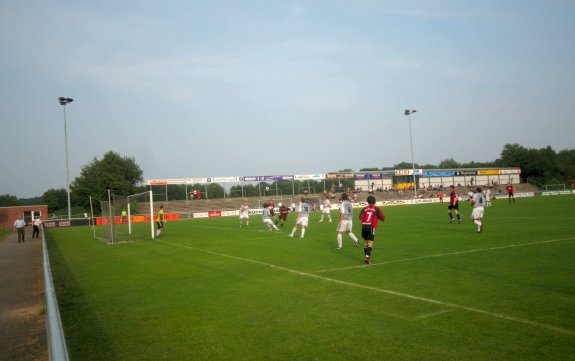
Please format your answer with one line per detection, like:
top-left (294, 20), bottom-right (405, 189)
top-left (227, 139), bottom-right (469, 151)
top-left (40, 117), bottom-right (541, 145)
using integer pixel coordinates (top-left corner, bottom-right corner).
top-left (127, 201), bottom-right (132, 235)
top-left (149, 190), bottom-right (155, 239)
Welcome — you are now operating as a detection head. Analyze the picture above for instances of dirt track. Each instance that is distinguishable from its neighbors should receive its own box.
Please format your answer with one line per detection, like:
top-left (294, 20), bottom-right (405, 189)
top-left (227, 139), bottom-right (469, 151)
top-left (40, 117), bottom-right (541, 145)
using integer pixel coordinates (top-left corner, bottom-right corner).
top-left (0, 229), bottom-right (47, 361)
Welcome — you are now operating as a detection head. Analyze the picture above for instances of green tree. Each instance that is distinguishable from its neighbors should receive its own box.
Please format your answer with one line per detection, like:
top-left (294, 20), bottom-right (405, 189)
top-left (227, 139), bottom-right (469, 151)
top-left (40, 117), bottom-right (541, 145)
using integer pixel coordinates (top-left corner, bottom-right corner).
top-left (206, 183), bottom-right (225, 198)
top-left (438, 158), bottom-right (460, 169)
top-left (557, 149), bottom-right (575, 182)
top-left (229, 184), bottom-right (259, 198)
top-left (497, 143), bottom-right (530, 168)
top-left (0, 194), bottom-right (20, 207)
top-left (70, 151), bottom-right (144, 209)
top-left (42, 188), bottom-right (67, 212)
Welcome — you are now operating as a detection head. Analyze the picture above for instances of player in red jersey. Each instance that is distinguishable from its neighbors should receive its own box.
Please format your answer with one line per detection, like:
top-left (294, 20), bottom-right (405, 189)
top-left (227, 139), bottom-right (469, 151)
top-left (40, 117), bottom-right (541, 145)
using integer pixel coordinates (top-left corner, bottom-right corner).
top-left (506, 183), bottom-right (515, 204)
top-left (358, 195), bottom-right (385, 264)
top-left (277, 203), bottom-right (289, 228)
top-left (448, 185), bottom-right (461, 223)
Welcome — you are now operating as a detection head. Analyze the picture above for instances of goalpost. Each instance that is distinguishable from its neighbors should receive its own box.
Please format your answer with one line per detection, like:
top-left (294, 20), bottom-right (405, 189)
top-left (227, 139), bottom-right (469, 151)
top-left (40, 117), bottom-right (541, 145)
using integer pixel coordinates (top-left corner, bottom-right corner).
top-left (95, 190), bottom-right (155, 244)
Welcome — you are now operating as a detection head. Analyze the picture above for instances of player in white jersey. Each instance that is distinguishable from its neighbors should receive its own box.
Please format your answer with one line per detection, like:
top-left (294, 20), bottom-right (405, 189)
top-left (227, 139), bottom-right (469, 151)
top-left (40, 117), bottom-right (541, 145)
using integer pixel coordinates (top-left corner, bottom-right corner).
top-left (318, 196), bottom-right (333, 223)
top-left (239, 200), bottom-right (250, 227)
top-left (289, 198), bottom-right (311, 238)
top-left (336, 193), bottom-right (359, 249)
top-left (262, 203), bottom-right (279, 231)
top-left (484, 188), bottom-right (492, 207)
top-left (471, 187), bottom-right (486, 233)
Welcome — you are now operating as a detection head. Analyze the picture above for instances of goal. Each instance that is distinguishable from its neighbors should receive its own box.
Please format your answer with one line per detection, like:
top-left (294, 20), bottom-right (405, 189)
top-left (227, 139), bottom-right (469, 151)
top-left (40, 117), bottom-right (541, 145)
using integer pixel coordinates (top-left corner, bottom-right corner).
top-left (94, 190), bottom-right (155, 244)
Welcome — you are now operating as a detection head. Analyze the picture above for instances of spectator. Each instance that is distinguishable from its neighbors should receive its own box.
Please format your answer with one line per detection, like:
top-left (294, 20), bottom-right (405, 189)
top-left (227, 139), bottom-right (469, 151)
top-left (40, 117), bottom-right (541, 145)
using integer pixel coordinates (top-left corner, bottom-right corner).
top-left (14, 215), bottom-right (26, 243)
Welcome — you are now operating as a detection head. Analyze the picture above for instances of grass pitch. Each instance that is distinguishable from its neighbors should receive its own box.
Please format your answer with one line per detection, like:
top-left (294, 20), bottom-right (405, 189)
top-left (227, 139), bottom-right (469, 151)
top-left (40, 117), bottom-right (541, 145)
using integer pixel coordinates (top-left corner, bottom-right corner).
top-left (47, 195), bottom-right (575, 360)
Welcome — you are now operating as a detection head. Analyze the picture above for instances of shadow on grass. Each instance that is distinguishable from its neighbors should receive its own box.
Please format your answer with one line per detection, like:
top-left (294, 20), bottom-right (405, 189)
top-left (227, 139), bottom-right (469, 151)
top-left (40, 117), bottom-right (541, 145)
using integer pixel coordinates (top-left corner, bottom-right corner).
top-left (46, 232), bottom-right (117, 361)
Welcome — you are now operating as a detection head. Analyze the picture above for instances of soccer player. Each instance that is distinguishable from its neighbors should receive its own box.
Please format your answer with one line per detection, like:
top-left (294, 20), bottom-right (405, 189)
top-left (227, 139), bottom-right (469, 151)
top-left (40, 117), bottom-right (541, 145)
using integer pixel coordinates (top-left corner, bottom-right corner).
top-left (438, 192), bottom-right (444, 203)
top-left (471, 187), bottom-right (486, 233)
top-left (447, 185), bottom-right (461, 224)
top-left (268, 199), bottom-right (277, 224)
top-left (318, 195), bottom-right (332, 223)
top-left (289, 198), bottom-right (310, 238)
top-left (506, 183), bottom-right (515, 204)
top-left (359, 195), bottom-right (385, 264)
top-left (239, 200), bottom-right (250, 227)
top-left (156, 205), bottom-right (165, 237)
top-left (121, 209), bottom-right (127, 223)
top-left (262, 203), bottom-right (279, 231)
top-left (484, 188), bottom-right (492, 207)
top-left (336, 193), bottom-right (360, 249)
top-left (278, 203), bottom-right (289, 228)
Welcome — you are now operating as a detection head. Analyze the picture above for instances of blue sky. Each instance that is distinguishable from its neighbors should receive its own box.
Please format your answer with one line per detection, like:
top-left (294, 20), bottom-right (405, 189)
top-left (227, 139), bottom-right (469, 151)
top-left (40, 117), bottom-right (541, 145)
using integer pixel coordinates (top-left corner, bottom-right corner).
top-left (1, 0), bottom-right (574, 198)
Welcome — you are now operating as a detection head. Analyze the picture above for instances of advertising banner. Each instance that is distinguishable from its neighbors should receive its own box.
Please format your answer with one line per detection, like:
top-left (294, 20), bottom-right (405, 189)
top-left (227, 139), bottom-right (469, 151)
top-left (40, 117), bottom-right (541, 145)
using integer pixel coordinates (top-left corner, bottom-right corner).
top-left (395, 169), bottom-right (423, 176)
top-left (208, 176), bottom-right (240, 183)
top-left (423, 171), bottom-right (456, 177)
top-left (455, 170), bottom-right (477, 176)
top-left (146, 179), bottom-right (168, 185)
top-left (354, 173), bottom-right (382, 180)
top-left (500, 169), bottom-right (521, 175)
top-left (239, 175), bottom-right (294, 182)
top-left (326, 173), bottom-right (354, 179)
top-left (477, 170), bottom-right (501, 175)
top-left (294, 174), bottom-right (325, 180)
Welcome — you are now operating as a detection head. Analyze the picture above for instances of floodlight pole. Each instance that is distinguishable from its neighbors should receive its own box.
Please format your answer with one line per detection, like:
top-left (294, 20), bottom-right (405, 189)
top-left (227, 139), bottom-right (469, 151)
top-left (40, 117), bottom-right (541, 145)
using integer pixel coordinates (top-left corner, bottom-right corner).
top-left (404, 109), bottom-right (417, 199)
top-left (59, 97), bottom-right (74, 220)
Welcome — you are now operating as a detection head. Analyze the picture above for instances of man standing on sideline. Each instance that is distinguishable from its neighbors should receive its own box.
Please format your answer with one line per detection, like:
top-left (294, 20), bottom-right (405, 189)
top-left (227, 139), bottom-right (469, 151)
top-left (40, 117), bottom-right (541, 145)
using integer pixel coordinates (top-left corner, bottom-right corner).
top-left (471, 187), bottom-right (486, 233)
top-left (289, 198), bottom-right (310, 238)
top-left (319, 195), bottom-right (332, 223)
top-left (359, 195), bottom-right (385, 264)
top-left (14, 215), bottom-right (26, 243)
top-left (506, 183), bottom-right (516, 204)
top-left (448, 185), bottom-right (461, 223)
top-left (156, 205), bottom-right (165, 237)
top-left (32, 217), bottom-right (42, 238)
top-left (336, 193), bottom-right (359, 249)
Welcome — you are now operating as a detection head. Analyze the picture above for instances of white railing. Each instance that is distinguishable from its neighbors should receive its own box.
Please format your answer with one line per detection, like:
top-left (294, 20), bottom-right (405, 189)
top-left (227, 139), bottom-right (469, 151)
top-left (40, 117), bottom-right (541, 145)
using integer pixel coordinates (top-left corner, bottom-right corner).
top-left (42, 227), bottom-right (70, 361)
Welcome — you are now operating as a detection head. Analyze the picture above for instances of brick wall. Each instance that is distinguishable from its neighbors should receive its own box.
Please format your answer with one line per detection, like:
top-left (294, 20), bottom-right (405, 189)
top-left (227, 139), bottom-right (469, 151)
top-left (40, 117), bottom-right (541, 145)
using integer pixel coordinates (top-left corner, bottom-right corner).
top-left (0, 205), bottom-right (49, 229)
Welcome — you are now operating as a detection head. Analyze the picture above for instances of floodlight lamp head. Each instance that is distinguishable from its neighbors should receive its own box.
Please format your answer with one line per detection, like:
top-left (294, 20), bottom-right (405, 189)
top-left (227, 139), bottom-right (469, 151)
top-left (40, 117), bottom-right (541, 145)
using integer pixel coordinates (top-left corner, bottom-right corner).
top-left (58, 97), bottom-right (74, 105)
top-left (404, 109), bottom-right (416, 115)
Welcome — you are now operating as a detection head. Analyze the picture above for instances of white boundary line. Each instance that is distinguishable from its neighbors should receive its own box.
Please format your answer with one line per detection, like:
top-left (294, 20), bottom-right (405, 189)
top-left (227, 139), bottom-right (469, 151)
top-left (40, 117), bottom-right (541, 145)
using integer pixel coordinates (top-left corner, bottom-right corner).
top-left (313, 237), bottom-right (575, 273)
top-left (158, 240), bottom-right (575, 336)
top-left (413, 309), bottom-right (454, 320)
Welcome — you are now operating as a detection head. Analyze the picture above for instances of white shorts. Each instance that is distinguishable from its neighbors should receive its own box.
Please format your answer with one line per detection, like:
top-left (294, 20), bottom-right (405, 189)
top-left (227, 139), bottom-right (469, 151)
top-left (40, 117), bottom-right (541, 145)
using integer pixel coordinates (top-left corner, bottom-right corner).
top-left (263, 218), bottom-right (274, 226)
top-left (322, 207), bottom-right (331, 214)
top-left (338, 220), bottom-right (353, 233)
top-left (296, 216), bottom-right (309, 227)
top-left (471, 207), bottom-right (484, 220)
top-left (239, 213), bottom-right (249, 219)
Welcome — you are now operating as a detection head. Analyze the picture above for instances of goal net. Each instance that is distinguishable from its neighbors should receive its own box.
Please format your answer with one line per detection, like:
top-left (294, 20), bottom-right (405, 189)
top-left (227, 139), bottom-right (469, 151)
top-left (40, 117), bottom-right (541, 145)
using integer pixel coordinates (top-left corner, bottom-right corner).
top-left (543, 184), bottom-right (566, 191)
top-left (95, 191), bottom-right (155, 244)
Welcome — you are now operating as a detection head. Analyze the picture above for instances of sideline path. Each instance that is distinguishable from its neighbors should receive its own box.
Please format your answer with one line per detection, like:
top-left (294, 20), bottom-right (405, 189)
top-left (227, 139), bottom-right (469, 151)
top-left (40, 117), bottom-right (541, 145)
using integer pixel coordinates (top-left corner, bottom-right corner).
top-left (0, 229), bottom-right (47, 361)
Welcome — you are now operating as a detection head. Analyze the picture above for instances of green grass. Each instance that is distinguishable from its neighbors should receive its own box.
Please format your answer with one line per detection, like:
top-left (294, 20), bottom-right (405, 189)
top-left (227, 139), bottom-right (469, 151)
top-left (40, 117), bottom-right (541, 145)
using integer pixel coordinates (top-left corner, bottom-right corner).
top-left (47, 196), bottom-right (575, 360)
top-left (0, 229), bottom-right (10, 240)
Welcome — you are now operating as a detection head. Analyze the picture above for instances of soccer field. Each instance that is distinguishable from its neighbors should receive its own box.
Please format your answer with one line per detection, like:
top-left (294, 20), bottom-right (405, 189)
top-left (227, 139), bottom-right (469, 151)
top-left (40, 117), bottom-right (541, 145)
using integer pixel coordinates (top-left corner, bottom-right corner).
top-left (47, 195), bottom-right (575, 360)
